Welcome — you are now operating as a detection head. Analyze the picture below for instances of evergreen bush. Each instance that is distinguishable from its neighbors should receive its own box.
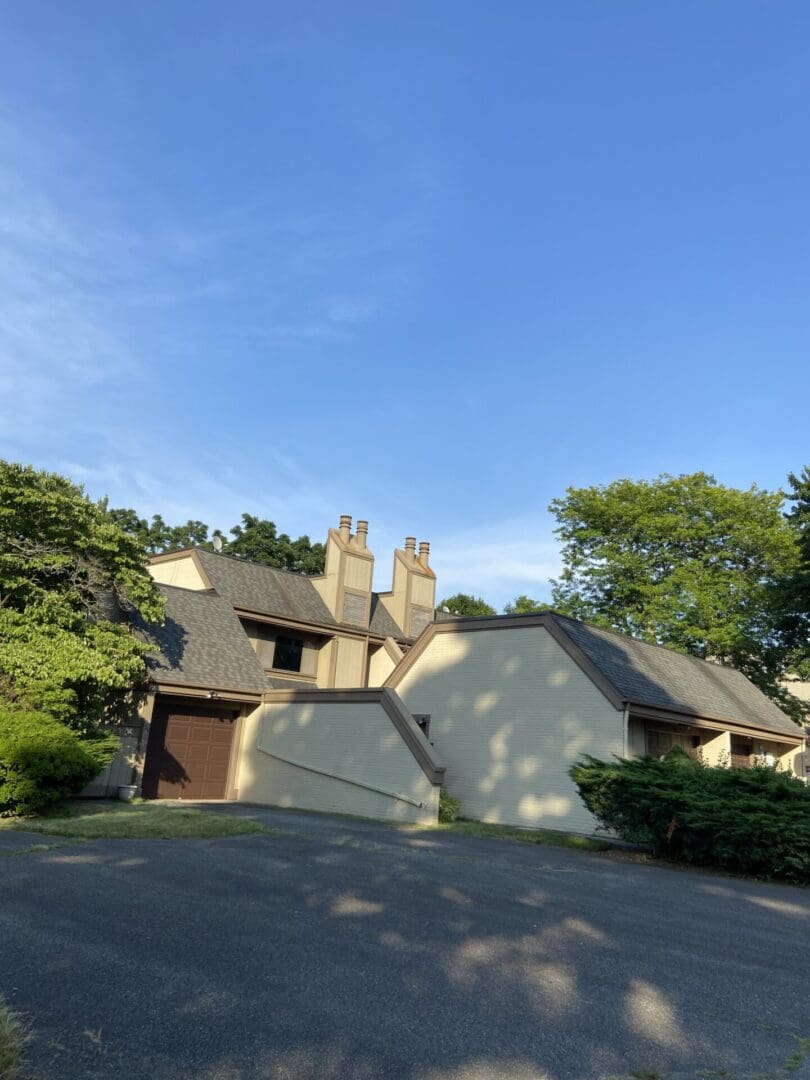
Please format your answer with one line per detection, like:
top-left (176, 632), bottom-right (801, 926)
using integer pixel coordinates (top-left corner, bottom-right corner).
top-left (0, 707), bottom-right (118, 816)
top-left (570, 749), bottom-right (810, 883)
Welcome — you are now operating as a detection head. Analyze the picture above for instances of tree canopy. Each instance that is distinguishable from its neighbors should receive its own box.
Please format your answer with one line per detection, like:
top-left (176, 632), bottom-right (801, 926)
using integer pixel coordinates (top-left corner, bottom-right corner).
top-left (105, 508), bottom-right (214, 555)
top-left (0, 461), bottom-right (164, 729)
top-left (779, 467), bottom-right (810, 681)
top-left (548, 471), bottom-right (802, 715)
top-left (226, 514), bottom-right (325, 573)
top-left (503, 595), bottom-right (547, 615)
top-left (437, 593), bottom-right (497, 616)
top-left (108, 507), bottom-right (325, 573)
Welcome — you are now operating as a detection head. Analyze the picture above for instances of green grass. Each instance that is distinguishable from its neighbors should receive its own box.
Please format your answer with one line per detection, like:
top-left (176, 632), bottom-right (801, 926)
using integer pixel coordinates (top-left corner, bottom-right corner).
top-left (430, 818), bottom-right (612, 852)
top-left (0, 997), bottom-right (29, 1080)
top-left (784, 1036), bottom-right (810, 1073)
top-left (0, 800), bottom-right (270, 840)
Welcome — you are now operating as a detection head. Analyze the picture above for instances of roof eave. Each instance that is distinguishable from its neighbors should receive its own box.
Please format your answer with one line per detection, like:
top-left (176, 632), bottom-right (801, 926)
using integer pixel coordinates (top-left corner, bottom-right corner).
top-left (626, 700), bottom-right (804, 744)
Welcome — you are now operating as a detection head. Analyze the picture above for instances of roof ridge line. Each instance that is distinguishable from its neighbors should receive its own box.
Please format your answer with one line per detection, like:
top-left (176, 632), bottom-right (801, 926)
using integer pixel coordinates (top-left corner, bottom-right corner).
top-left (194, 546), bottom-right (322, 579)
top-left (550, 611), bottom-right (734, 674)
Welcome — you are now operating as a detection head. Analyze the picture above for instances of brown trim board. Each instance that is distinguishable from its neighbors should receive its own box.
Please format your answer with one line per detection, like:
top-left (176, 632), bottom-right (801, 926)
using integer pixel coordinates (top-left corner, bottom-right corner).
top-left (627, 703), bottom-right (803, 745)
top-left (154, 680), bottom-right (263, 704)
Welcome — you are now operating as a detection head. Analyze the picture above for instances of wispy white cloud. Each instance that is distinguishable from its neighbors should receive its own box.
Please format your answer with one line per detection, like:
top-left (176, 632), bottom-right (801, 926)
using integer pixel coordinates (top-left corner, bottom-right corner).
top-left (429, 515), bottom-right (563, 610)
top-left (54, 435), bottom-right (344, 538)
top-left (0, 70), bottom-right (440, 538)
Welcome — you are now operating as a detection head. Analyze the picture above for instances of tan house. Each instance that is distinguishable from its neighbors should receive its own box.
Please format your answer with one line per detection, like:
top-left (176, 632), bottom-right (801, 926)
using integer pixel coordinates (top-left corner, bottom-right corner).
top-left (147, 514), bottom-right (436, 690)
top-left (86, 517), bottom-right (445, 825)
top-left (92, 514), bottom-right (806, 834)
top-left (386, 612), bottom-right (806, 834)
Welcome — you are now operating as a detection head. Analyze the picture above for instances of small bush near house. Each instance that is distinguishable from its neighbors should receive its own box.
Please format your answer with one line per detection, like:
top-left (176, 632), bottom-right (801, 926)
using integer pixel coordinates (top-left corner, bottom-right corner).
top-left (438, 788), bottom-right (461, 823)
top-left (0, 708), bottom-right (118, 817)
top-left (570, 749), bottom-right (810, 884)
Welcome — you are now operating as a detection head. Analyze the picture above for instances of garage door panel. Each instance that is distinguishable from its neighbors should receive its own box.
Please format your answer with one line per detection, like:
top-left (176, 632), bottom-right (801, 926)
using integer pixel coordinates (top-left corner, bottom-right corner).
top-left (155, 710), bottom-right (236, 800)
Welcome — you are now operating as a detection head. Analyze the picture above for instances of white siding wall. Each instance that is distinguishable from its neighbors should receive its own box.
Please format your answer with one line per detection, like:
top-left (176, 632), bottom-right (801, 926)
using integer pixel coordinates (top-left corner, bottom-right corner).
top-left (395, 625), bottom-right (624, 834)
top-left (236, 698), bottom-right (439, 824)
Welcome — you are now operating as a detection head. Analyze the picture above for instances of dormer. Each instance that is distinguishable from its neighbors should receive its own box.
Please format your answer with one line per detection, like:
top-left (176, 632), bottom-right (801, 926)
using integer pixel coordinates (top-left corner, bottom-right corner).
top-left (378, 536), bottom-right (436, 639)
top-left (311, 514), bottom-right (375, 628)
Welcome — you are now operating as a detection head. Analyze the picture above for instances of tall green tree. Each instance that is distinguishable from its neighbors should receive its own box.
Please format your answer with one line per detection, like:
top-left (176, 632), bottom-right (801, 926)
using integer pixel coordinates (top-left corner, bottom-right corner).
top-left (106, 508), bottom-right (212, 554)
top-left (225, 514), bottom-right (325, 573)
top-left (108, 506), bottom-right (325, 573)
top-left (437, 593), bottom-right (497, 616)
top-left (779, 466), bottom-right (810, 681)
top-left (549, 472), bottom-right (801, 714)
top-left (0, 462), bottom-right (164, 729)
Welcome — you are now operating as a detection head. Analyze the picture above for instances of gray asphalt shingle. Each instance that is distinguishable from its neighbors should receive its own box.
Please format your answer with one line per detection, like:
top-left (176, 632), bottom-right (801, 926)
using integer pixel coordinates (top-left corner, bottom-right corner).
top-left (194, 548), bottom-right (338, 626)
top-left (551, 613), bottom-right (800, 738)
top-left (194, 548), bottom-right (409, 639)
top-left (369, 594), bottom-right (409, 641)
top-left (138, 585), bottom-right (269, 692)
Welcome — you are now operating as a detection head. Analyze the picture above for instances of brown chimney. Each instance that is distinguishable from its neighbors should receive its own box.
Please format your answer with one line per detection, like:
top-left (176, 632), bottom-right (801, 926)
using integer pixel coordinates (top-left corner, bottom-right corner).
top-left (339, 514), bottom-right (352, 542)
top-left (418, 540), bottom-right (430, 568)
top-left (404, 536), bottom-right (416, 559)
top-left (355, 519), bottom-right (368, 550)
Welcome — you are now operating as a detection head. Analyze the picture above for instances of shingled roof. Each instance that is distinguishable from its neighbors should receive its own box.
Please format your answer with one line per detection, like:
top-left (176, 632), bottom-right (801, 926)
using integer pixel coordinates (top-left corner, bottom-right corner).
top-left (550, 613), bottom-right (801, 739)
top-left (392, 610), bottom-right (801, 740)
top-left (193, 548), bottom-right (409, 639)
top-left (138, 585), bottom-right (269, 693)
top-left (194, 549), bottom-right (338, 626)
top-left (369, 594), bottom-right (407, 640)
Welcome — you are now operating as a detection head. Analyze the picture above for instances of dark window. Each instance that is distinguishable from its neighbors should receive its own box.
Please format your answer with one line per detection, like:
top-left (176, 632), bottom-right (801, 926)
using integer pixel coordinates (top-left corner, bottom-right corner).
top-left (273, 634), bottom-right (304, 673)
top-left (414, 714), bottom-right (431, 738)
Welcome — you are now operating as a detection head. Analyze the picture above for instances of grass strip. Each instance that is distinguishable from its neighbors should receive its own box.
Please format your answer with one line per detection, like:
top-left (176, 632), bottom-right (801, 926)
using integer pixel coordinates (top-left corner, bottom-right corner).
top-left (0, 801), bottom-right (270, 840)
top-left (431, 818), bottom-right (612, 851)
top-left (0, 996), bottom-right (29, 1080)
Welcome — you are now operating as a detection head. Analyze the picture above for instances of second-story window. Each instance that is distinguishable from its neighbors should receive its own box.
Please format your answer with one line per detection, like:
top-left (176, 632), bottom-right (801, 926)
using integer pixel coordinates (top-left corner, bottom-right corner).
top-left (273, 634), bottom-right (304, 673)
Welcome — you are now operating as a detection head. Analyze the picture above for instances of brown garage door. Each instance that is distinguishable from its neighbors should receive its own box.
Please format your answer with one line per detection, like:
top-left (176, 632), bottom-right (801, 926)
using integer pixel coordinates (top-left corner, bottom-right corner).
top-left (144, 706), bottom-right (237, 800)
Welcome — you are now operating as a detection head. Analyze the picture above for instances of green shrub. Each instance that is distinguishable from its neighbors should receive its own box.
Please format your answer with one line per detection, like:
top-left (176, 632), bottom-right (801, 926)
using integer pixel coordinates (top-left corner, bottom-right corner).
top-left (439, 788), bottom-right (461, 823)
top-left (570, 749), bottom-right (810, 883)
top-left (0, 707), bottom-right (118, 816)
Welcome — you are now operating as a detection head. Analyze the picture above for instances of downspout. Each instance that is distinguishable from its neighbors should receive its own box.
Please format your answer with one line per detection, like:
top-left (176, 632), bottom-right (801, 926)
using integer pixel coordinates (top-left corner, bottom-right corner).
top-left (622, 702), bottom-right (630, 758)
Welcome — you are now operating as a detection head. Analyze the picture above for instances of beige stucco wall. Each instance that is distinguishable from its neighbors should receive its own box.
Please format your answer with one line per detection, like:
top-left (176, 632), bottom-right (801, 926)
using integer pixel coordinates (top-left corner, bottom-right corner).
top-left (368, 644), bottom-right (398, 686)
top-left (333, 636), bottom-right (367, 688)
top-left (148, 555), bottom-right (206, 590)
top-left (235, 697), bottom-right (439, 824)
top-left (379, 548), bottom-right (436, 639)
top-left (394, 624), bottom-right (624, 834)
top-left (752, 736), bottom-right (804, 776)
top-left (700, 729), bottom-right (731, 765)
top-left (312, 526), bottom-right (374, 626)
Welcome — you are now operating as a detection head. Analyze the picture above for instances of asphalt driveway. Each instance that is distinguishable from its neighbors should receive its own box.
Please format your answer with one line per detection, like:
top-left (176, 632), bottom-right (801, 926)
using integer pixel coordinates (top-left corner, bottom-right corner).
top-left (1, 805), bottom-right (809, 1080)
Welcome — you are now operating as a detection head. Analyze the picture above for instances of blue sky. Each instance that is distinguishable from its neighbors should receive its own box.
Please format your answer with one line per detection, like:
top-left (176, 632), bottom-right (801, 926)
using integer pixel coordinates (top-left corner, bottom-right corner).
top-left (1, 3), bottom-right (809, 607)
